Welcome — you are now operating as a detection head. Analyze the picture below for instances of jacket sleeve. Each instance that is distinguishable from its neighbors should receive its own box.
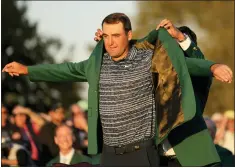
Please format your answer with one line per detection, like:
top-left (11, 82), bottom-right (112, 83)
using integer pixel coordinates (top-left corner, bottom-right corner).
top-left (28, 59), bottom-right (88, 82)
top-left (185, 58), bottom-right (215, 76)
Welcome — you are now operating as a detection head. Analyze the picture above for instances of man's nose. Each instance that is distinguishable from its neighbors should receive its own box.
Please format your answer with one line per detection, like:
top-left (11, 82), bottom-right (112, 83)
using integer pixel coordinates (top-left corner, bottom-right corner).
top-left (108, 37), bottom-right (114, 46)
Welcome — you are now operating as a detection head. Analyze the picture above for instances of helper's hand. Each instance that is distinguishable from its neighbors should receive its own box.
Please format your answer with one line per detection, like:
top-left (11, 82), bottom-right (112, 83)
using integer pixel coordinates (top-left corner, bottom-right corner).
top-left (2, 62), bottom-right (28, 77)
top-left (94, 29), bottom-right (103, 42)
top-left (157, 19), bottom-right (185, 42)
top-left (211, 64), bottom-right (233, 83)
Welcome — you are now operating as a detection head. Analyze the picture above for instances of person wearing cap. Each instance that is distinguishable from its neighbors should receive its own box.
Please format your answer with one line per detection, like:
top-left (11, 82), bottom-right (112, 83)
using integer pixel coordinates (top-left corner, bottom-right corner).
top-left (12, 105), bottom-right (43, 166)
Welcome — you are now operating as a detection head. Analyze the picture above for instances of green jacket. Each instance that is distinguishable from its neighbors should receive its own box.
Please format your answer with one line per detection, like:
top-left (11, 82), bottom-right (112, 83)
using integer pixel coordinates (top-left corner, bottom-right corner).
top-left (28, 28), bottom-right (220, 166)
top-left (167, 40), bottom-right (219, 166)
top-left (46, 151), bottom-right (90, 166)
top-left (215, 144), bottom-right (234, 166)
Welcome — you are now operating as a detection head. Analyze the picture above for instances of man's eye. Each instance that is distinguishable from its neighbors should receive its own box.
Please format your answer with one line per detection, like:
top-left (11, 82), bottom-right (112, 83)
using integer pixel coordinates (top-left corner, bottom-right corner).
top-left (103, 35), bottom-right (108, 38)
top-left (114, 35), bottom-right (120, 37)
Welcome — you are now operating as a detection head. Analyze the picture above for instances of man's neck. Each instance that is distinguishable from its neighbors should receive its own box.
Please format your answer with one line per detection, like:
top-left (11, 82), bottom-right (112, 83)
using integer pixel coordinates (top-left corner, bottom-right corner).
top-left (60, 148), bottom-right (73, 156)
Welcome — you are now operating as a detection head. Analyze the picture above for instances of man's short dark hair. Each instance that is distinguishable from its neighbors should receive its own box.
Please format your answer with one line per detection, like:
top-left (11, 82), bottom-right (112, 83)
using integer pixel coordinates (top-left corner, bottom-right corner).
top-left (102, 13), bottom-right (132, 33)
top-left (50, 102), bottom-right (63, 112)
top-left (178, 26), bottom-right (197, 45)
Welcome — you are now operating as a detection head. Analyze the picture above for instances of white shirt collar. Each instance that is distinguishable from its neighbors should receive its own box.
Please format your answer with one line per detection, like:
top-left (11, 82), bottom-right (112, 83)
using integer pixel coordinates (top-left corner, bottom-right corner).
top-left (59, 148), bottom-right (75, 164)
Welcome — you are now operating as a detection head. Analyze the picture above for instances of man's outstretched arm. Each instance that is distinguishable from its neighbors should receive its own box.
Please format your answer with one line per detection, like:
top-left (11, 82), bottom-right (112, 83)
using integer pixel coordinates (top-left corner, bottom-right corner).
top-left (2, 60), bottom-right (88, 82)
top-left (185, 58), bottom-right (233, 83)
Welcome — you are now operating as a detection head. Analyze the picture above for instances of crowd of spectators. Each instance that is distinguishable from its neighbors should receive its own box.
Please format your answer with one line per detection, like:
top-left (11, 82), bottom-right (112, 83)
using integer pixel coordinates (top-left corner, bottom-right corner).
top-left (1, 101), bottom-right (90, 166)
top-left (1, 101), bottom-right (234, 166)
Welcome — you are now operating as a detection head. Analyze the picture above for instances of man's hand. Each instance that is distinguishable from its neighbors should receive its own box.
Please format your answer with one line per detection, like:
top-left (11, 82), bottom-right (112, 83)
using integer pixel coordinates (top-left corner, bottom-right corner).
top-left (2, 61), bottom-right (28, 77)
top-left (157, 19), bottom-right (185, 42)
top-left (211, 64), bottom-right (233, 83)
top-left (1, 159), bottom-right (9, 165)
top-left (94, 29), bottom-right (103, 42)
top-left (11, 131), bottom-right (22, 140)
top-left (12, 105), bottom-right (31, 115)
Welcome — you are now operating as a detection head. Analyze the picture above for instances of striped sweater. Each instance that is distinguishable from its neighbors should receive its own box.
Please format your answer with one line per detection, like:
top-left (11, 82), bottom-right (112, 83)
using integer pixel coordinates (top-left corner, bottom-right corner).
top-left (99, 45), bottom-right (155, 146)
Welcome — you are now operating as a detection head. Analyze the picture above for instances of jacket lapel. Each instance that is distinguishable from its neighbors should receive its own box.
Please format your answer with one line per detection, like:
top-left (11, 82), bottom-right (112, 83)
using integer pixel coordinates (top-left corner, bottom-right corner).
top-left (156, 28), bottom-right (196, 142)
top-left (55, 156), bottom-right (60, 163)
top-left (70, 153), bottom-right (81, 164)
top-left (94, 40), bottom-right (104, 86)
top-left (135, 28), bottom-right (196, 144)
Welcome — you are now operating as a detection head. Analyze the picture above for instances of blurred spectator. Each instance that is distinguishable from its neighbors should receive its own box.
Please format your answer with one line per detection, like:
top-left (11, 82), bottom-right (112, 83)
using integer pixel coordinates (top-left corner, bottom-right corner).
top-left (13, 105), bottom-right (46, 134)
top-left (77, 100), bottom-right (88, 118)
top-left (39, 112), bottom-right (51, 122)
top-left (68, 104), bottom-right (88, 155)
top-left (12, 105), bottom-right (43, 166)
top-left (46, 124), bottom-right (90, 166)
top-left (1, 130), bottom-right (35, 166)
top-left (1, 105), bottom-right (19, 141)
top-left (211, 112), bottom-right (226, 144)
top-left (223, 110), bottom-right (234, 154)
top-left (211, 112), bottom-right (224, 129)
top-left (204, 117), bottom-right (234, 166)
top-left (38, 102), bottom-right (65, 165)
top-left (9, 114), bottom-right (15, 125)
top-left (70, 103), bottom-right (86, 119)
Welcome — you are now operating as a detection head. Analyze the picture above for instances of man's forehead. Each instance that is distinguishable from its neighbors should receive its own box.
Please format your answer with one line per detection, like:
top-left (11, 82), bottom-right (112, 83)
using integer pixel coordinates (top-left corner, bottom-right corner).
top-left (102, 22), bottom-right (125, 34)
top-left (56, 126), bottom-right (72, 135)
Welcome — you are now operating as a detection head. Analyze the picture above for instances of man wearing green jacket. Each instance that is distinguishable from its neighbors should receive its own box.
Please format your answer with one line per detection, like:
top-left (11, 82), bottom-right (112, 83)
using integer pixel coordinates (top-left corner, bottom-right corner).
top-left (46, 124), bottom-right (90, 166)
top-left (2, 13), bottom-right (233, 166)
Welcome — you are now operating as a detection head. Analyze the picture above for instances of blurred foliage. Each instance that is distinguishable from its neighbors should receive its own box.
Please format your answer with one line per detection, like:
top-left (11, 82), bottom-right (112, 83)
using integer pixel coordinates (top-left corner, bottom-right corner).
top-left (134, 1), bottom-right (234, 116)
top-left (1, 0), bottom-right (81, 113)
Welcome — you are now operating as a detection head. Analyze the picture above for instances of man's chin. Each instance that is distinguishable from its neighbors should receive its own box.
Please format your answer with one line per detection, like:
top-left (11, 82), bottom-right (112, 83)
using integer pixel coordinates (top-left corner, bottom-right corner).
top-left (110, 55), bottom-right (119, 58)
top-left (60, 147), bottom-right (71, 151)
top-left (107, 52), bottom-right (117, 57)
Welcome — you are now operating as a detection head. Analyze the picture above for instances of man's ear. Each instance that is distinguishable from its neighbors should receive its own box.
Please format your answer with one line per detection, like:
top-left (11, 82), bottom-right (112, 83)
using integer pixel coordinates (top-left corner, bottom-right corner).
top-left (127, 30), bottom-right (133, 41)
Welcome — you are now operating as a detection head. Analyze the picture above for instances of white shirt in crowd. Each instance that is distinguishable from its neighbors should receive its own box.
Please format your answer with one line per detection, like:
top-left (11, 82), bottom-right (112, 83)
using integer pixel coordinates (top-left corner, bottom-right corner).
top-left (59, 148), bottom-right (75, 164)
top-left (223, 131), bottom-right (234, 154)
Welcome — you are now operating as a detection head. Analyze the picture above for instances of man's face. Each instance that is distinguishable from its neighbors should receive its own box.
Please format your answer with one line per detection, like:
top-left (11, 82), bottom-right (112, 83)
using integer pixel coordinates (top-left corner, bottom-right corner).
top-left (102, 22), bottom-right (132, 59)
top-left (54, 126), bottom-right (73, 151)
top-left (14, 113), bottom-right (27, 128)
top-left (71, 104), bottom-right (83, 116)
top-left (51, 107), bottom-right (65, 124)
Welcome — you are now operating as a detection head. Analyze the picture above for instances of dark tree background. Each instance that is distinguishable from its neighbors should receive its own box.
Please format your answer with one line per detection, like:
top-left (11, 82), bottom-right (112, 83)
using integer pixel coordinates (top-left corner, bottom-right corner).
top-left (1, 0), bottom-right (82, 113)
